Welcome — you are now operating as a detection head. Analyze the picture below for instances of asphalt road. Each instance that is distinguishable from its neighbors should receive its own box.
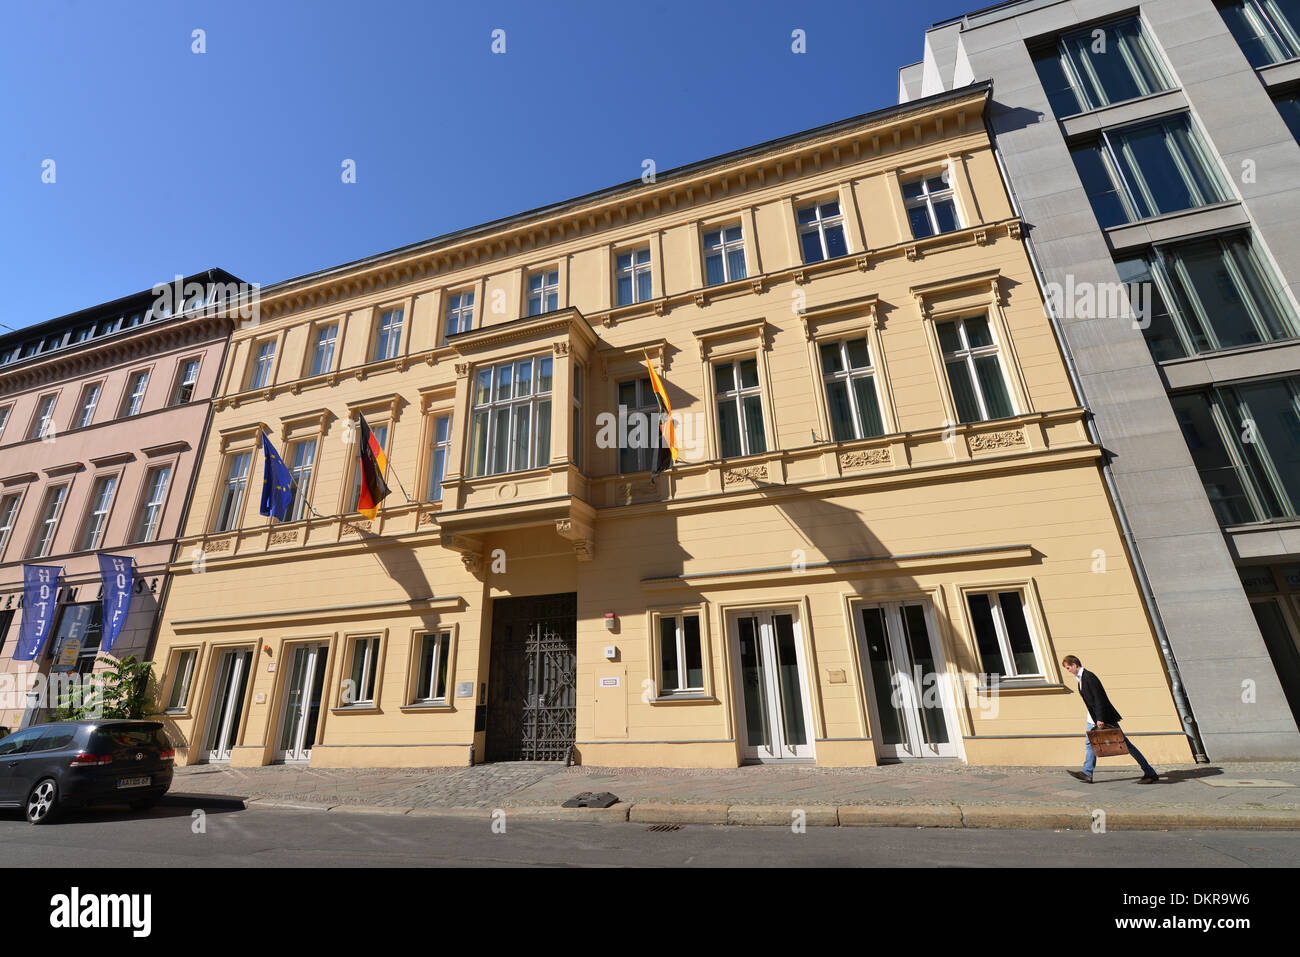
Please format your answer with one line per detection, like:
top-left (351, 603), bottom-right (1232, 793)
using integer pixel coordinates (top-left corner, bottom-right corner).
top-left (1, 803), bottom-right (1298, 867)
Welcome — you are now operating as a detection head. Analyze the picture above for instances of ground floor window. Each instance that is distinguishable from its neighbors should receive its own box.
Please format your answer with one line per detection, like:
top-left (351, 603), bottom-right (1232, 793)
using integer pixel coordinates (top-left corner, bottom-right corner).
top-left (414, 632), bottom-right (452, 704)
top-left (965, 590), bottom-right (1043, 680)
top-left (344, 636), bottom-right (381, 706)
top-left (657, 613), bottom-right (704, 695)
top-left (165, 648), bottom-right (198, 712)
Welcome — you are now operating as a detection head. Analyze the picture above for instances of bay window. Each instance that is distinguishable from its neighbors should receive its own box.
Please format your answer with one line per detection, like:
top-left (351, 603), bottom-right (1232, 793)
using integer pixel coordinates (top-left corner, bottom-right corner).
top-left (468, 355), bottom-right (553, 477)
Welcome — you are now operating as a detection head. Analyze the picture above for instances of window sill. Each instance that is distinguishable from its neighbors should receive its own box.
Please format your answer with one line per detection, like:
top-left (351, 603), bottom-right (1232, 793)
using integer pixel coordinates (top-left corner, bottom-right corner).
top-left (330, 704), bottom-right (381, 715)
top-left (162, 708), bottom-right (189, 717)
top-left (399, 702), bottom-right (454, 713)
top-left (1057, 88), bottom-right (1187, 138)
top-left (651, 693), bottom-right (715, 704)
top-left (975, 680), bottom-right (1064, 694)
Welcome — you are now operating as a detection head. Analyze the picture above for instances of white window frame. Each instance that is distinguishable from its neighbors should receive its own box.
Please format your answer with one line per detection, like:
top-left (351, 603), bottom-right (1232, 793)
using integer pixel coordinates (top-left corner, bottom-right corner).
top-left (413, 631), bottom-right (452, 704)
top-left (213, 451), bottom-right (252, 532)
top-left (133, 464), bottom-right (172, 543)
top-left (248, 341), bottom-right (276, 390)
top-left (468, 355), bottom-right (554, 477)
top-left (617, 375), bottom-right (658, 474)
top-left (713, 356), bottom-right (767, 458)
top-left (28, 484), bottom-right (69, 558)
top-left (902, 172), bottom-right (961, 238)
top-left (165, 648), bottom-right (198, 712)
top-left (344, 636), bottom-right (381, 706)
top-left (819, 337), bottom-right (886, 441)
top-left (172, 358), bottom-right (201, 405)
top-left (426, 413), bottom-right (452, 501)
top-left (0, 492), bottom-right (21, 558)
top-left (615, 247), bottom-right (653, 306)
top-left (78, 474), bottom-right (119, 552)
top-left (658, 613), bottom-right (705, 695)
top-left (29, 394), bottom-right (57, 440)
top-left (937, 315), bottom-right (1016, 423)
top-left (445, 290), bottom-right (475, 339)
top-left (702, 223), bottom-right (747, 286)
top-left (965, 588), bottom-right (1047, 681)
top-left (121, 371), bottom-right (149, 417)
top-left (309, 323), bottom-right (338, 377)
top-left (373, 306), bottom-right (405, 362)
top-left (74, 382), bottom-right (103, 429)
top-left (0, 405), bottom-right (10, 441)
top-left (286, 437), bottom-right (318, 522)
top-left (796, 199), bottom-right (848, 263)
top-left (526, 269), bottom-right (559, 316)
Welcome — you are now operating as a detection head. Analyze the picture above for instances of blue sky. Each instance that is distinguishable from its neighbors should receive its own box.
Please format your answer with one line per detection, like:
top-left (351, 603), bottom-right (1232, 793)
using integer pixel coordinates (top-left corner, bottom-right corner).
top-left (0, 0), bottom-right (973, 332)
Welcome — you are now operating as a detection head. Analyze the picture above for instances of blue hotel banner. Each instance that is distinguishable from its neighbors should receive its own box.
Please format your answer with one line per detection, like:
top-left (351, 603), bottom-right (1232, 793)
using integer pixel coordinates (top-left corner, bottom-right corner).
top-left (16, 564), bottom-right (62, 661)
top-left (98, 553), bottom-right (134, 653)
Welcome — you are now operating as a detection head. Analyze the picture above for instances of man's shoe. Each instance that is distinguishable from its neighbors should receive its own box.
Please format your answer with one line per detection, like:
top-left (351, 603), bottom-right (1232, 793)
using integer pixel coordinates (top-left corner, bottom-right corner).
top-left (1069, 771), bottom-right (1093, 783)
top-left (1138, 774), bottom-right (1160, 784)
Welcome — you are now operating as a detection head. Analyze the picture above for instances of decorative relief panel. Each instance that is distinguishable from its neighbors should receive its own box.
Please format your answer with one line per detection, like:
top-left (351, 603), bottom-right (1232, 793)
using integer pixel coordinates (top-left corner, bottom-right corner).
top-left (968, 428), bottom-right (1026, 452)
top-left (838, 448), bottom-right (892, 471)
top-left (269, 530), bottom-right (300, 545)
top-left (204, 537), bottom-right (232, 553)
top-left (722, 464), bottom-right (769, 486)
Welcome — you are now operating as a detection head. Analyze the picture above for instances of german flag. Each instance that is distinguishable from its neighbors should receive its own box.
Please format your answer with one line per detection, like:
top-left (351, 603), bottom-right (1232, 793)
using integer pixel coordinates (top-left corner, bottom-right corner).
top-left (645, 356), bottom-right (680, 480)
top-left (356, 413), bottom-right (391, 519)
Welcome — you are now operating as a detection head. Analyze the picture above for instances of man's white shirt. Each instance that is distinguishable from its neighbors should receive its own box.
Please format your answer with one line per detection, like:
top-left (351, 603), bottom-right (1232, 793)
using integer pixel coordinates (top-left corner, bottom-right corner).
top-left (1077, 667), bottom-right (1094, 725)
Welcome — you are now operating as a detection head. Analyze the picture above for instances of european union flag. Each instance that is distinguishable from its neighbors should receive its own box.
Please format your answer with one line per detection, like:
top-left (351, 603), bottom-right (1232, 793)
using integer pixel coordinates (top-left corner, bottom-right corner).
top-left (260, 432), bottom-right (295, 521)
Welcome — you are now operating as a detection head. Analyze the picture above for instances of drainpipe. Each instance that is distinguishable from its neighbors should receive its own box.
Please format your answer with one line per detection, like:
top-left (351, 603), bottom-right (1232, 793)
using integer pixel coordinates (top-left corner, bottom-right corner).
top-left (983, 106), bottom-right (1208, 762)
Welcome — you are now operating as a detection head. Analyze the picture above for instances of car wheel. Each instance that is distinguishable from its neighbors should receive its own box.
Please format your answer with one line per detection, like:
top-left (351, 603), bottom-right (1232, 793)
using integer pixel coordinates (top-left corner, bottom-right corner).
top-left (128, 797), bottom-right (157, 812)
top-left (26, 778), bottom-right (59, 825)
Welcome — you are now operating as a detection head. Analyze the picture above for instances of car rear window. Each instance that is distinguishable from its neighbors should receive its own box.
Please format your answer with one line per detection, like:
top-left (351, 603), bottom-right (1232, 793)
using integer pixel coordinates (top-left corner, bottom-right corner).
top-left (93, 725), bottom-right (170, 750)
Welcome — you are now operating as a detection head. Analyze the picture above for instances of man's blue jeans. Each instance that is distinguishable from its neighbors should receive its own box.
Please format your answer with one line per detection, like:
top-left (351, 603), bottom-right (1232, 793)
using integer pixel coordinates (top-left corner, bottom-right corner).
top-left (1083, 721), bottom-right (1157, 777)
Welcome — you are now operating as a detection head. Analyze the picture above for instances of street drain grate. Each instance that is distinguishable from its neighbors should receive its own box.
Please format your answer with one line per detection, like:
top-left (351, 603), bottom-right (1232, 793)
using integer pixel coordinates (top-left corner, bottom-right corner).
top-left (646, 823), bottom-right (683, 832)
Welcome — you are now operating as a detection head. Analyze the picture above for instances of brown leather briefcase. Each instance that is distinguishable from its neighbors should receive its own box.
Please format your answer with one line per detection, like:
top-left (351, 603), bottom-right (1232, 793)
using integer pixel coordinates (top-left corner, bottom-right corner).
top-left (1087, 727), bottom-right (1129, 757)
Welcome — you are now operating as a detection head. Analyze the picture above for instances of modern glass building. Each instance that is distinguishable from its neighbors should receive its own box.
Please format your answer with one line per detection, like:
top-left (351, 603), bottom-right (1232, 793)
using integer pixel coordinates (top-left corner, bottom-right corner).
top-left (901, 0), bottom-right (1300, 758)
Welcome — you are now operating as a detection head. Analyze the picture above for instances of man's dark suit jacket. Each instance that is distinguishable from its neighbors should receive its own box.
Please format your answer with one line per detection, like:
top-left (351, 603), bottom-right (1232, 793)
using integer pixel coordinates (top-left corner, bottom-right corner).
top-left (1078, 670), bottom-right (1124, 725)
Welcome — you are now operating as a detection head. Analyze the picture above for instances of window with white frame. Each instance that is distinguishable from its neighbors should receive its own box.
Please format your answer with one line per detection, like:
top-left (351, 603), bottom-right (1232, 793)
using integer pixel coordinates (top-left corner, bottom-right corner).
top-left (309, 324), bottom-right (338, 376)
top-left (966, 590), bottom-right (1044, 680)
top-left (426, 414), bottom-right (452, 500)
top-left (616, 248), bottom-right (653, 306)
top-left (345, 636), bottom-right (381, 705)
top-left (172, 359), bottom-right (200, 405)
top-left (28, 485), bottom-right (68, 558)
top-left (468, 355), bottom-right (553, 477)
top-left (213, 451), bottom-right (252, 532)
top-left (0, 493), bottom-right (20, 557)
top-left (0, 405), bottom-right (10, 441)
top-left (902, 172), bottom-right (961, 239)
top-left (373, 307), bottom-right (404, 361)
top-left (29, 394), bottom-right (57, 440)
top-left (348, 422), bottom-right (388, 511)
top-left (658, 613), bottom-right (704, 695)
top-left (937, 315), bottom-right (1015, 424)
top-left (703, 224), bottom-right (747, 286)
top-left (78, 474), bottom-right (118, 551)
top-left (247, 340), bottom-right (276, 389)
top-left (414, 631), bottom-right (452, 703)
top-left (527, 269), bottom-right (559, 316)
top-left (287, 438), bottom-right (318, 521)
top-left (617, 376), bottom-right (658, 474)
top-left (572, 364), bottom-right (583, 469)
top-left (714, 357), bottom-right (766, 458)
top-left (74, 383), bottom-right (102, 429)
top-left (445, 291), bottom-right (474, 339)
top-left (132, 465), bottom-right (172, 543)
top-left (796, 199), bottom-right (848, 264)
top-left (819, 338), bottom-right (886, 441)
top-left (120, 371), bottom-right (149, 417)
top-left (165, 649), bottom-right (198, 712)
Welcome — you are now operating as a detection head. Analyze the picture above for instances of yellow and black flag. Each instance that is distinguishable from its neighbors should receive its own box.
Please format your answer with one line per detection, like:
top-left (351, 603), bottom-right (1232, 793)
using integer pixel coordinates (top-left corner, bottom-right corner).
top-left (645, 356), bottom-right (680, 480)
top-left (356, 413), bottom-right (391, 519)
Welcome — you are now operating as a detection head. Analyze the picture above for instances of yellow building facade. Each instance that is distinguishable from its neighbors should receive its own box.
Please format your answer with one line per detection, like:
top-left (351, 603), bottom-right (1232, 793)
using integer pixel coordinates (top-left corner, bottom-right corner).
top-left (148, 83), bottom-right (1193, 770)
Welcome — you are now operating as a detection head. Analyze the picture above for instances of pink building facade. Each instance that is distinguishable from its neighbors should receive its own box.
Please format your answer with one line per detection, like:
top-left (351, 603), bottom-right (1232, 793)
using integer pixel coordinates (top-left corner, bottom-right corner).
top-left (0, 271), bottom-right (241, 729)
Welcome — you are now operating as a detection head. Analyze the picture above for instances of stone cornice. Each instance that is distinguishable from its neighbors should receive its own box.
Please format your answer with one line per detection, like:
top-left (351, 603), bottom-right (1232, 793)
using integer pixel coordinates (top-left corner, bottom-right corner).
top-left (251, 88), bottom-right (992, 324)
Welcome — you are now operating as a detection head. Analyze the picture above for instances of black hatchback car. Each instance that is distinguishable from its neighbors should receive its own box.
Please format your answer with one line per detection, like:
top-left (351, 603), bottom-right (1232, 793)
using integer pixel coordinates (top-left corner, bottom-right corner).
top-left (0, 720), bottom-right (174, 824)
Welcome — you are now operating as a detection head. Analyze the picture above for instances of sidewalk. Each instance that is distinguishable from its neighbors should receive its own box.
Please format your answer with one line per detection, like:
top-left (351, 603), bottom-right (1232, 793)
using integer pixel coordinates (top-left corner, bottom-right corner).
top-left (168, 760), bottom-right (1300, 829)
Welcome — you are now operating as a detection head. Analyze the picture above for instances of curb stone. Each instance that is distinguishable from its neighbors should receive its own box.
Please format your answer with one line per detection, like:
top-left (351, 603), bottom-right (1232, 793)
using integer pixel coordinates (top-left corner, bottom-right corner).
top-left (629, 803), bottom-right (730, 824)
top-left (326, 804), bottom-right (413, 816)
top-left (960, 805), bottom-right (1092, 830)
top-left (727, 804), bottom-right (839, 826)
top-left (1103, 807), bottom-right (1300, 830)
top-left (839, 804), bottom-right (964, 828)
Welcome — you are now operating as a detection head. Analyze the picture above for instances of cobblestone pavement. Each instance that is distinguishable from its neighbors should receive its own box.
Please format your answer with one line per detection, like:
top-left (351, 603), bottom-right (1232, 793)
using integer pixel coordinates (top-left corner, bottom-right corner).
top-left (172, 760), bottom-right (1300, 810)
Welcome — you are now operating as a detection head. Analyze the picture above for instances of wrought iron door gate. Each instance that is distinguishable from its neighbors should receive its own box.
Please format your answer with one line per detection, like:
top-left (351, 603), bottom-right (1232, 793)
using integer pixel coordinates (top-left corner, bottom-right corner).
top-left (486, 593), bottom-right (577, 761)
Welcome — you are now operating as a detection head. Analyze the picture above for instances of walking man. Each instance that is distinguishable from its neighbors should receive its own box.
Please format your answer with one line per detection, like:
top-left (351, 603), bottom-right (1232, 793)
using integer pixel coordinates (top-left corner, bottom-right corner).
top-left (1061, 655), bottom-right (1159, 784)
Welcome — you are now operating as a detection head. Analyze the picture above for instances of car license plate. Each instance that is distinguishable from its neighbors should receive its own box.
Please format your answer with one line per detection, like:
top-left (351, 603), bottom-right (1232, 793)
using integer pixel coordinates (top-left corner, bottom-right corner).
top-left (117, 776), bottom-right (150, 789)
